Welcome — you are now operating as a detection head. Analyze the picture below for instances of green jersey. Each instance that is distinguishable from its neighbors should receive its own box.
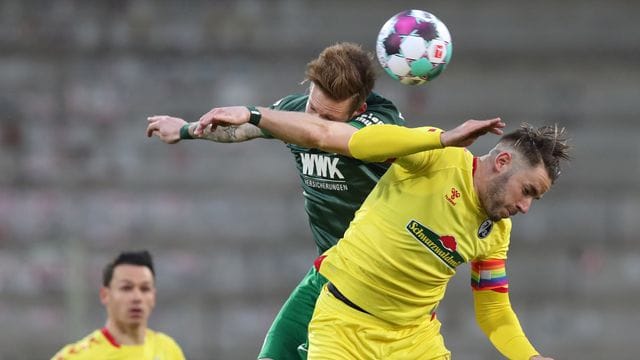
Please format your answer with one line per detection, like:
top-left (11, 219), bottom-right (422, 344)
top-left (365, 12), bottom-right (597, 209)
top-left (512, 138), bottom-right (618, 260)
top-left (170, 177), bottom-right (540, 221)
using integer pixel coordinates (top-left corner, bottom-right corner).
top-left (270, 93), bottom-right (405, 253)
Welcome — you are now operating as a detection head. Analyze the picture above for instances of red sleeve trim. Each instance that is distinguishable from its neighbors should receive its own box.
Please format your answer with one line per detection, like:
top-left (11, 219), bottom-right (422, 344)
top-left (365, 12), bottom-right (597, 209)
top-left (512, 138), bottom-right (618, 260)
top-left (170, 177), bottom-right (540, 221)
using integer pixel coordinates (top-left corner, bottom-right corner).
top-left (313, 255), bottom-right (327, 272)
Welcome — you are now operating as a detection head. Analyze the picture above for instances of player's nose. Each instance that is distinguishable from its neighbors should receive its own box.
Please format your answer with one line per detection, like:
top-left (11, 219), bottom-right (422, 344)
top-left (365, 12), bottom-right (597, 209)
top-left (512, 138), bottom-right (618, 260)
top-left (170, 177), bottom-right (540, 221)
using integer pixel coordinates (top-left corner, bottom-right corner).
top-left (516, 197), bottom-right (532, 214)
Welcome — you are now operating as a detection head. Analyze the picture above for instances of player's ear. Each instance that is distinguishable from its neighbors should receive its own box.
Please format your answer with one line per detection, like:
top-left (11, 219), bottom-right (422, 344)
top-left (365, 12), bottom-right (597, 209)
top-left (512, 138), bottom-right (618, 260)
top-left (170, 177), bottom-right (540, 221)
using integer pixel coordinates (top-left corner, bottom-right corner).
top-left (353, 102), bottom-right (367, 117)
top-left (494, 151), bottom-right (512, 172)
top-left (99, 287), bottom-right (109, 305)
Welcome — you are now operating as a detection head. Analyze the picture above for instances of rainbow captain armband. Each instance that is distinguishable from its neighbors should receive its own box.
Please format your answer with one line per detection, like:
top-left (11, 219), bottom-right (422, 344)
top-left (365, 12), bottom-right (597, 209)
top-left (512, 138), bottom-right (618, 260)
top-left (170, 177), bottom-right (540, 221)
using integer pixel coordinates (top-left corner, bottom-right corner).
top-left (471, 259), bottom-right (509, 293)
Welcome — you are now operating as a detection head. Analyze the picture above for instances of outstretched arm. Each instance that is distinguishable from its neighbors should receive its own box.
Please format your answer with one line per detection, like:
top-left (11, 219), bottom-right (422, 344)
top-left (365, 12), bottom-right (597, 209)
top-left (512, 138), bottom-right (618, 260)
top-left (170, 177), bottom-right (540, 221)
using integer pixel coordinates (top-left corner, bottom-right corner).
top-left (195, 106), bottom-right (357, 155)
top-left (348, 118), bottom-right (505, 162)
top-left (194, 106), bottom-right (505, 159)
top-left (146, 115), bottom-right (264, 144)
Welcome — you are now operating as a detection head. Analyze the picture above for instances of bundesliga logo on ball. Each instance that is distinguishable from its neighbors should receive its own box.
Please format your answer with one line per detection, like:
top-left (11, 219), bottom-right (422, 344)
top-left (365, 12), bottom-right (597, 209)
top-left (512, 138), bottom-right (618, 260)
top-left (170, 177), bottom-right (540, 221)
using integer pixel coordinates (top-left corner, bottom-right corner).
top-left (376, 10), bottom-right (453, 85)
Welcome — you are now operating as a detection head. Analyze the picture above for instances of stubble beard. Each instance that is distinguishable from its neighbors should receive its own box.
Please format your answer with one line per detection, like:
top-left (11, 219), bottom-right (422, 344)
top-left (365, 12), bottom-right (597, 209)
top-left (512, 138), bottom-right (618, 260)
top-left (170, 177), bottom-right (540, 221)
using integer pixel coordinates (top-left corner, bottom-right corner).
top-left (481, 171), bottom-right (511, 222)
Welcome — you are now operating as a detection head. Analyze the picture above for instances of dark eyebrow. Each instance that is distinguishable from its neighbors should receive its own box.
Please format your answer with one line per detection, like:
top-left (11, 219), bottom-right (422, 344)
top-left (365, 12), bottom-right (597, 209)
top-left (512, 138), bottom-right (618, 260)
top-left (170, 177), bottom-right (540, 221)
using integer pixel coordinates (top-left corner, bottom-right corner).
top-left (526, 185), bottom-right (543, 200)
top-left (114, 279), bottom-right (152, 286)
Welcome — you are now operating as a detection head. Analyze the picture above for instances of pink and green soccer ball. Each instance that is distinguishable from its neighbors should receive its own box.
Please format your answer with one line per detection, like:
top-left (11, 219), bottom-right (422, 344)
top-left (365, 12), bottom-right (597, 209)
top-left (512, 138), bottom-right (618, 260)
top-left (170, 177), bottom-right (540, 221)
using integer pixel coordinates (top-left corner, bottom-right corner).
top-left (376, 10), bottom-right (453, 85)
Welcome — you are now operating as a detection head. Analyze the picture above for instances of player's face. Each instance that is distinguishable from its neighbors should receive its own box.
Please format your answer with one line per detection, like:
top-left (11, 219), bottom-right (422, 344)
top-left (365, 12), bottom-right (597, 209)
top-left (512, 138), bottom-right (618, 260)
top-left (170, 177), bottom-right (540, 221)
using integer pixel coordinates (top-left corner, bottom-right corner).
top-left (305, 83), bottom-right (359, 122)
top-left (481, 162), bottom-right (551, 222)
top-left (102, 264), bottom-right (156, 328)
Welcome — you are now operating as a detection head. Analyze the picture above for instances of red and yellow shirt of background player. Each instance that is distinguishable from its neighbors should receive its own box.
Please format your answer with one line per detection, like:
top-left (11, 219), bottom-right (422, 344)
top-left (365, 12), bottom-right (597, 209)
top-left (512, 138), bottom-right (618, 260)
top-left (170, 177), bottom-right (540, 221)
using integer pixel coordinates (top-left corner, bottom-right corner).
top-left (317, 124), bottom-right (539, 359)
top-left (52, 327), bottom-right (185, 360)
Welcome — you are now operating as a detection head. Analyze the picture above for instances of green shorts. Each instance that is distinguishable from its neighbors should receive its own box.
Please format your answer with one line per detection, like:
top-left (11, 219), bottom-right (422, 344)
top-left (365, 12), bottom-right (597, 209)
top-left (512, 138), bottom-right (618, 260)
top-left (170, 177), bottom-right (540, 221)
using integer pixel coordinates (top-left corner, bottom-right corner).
top-left (258, 266), bottom-right (327, 360)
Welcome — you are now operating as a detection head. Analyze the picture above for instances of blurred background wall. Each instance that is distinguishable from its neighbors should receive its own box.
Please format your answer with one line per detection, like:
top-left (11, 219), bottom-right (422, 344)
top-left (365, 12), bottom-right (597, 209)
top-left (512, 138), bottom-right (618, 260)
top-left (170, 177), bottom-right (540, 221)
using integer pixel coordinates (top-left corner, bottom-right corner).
top-left (0, 0), bottom-right (639, 359)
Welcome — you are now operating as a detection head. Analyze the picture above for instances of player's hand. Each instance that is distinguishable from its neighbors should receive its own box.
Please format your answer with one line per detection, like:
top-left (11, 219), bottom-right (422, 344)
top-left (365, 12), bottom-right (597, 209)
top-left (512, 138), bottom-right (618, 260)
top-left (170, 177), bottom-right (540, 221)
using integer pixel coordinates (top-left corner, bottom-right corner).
top-left (440, 118), bottom-right (505, 148)
top-left (530, 356), bottom-right (554, 360)
top-left (146, 115), bottom-right (187, 144)
top-left (195, 106), bottom-right (251, 136)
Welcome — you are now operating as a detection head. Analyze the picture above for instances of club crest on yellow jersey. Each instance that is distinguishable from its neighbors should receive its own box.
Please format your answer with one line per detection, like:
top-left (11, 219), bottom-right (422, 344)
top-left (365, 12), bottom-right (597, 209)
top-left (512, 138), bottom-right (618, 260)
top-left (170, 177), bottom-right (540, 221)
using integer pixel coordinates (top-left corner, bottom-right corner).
top-left (477, 219), bottom-right (493, 239)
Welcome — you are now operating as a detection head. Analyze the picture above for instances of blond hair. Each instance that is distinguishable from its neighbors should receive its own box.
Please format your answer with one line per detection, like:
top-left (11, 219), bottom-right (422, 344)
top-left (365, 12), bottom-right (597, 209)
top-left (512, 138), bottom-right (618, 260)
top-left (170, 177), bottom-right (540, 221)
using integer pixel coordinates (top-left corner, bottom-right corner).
top-left (305, 42), bottom-right (377, 113)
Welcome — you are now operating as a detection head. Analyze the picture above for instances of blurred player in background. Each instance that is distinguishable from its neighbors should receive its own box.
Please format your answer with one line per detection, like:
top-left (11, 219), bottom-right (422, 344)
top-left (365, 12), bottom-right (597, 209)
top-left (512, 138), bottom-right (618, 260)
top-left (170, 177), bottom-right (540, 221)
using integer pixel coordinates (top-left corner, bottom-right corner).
top-left (147, 42), bottom-right (405, 360)
top-left (52, 250), bottom-right (185, 360)
top-left (197, 109), bottom-right (569, 359)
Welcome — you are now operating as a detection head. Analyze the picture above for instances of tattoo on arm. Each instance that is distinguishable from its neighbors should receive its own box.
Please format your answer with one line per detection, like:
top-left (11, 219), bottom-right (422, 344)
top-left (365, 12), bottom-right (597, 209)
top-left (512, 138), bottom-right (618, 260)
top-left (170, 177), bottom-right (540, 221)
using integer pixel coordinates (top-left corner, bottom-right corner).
top-left (196, 123), bottom-right (264, 143)
top-left (223, 126), bottom-right (238, 140)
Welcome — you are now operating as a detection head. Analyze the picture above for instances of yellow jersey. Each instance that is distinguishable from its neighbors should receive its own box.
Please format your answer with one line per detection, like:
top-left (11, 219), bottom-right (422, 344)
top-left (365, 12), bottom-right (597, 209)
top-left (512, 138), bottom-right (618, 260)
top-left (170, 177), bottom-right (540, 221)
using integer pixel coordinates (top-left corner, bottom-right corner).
top-left (52, 327), bottom-right (185, 360)
top-left (319, 145), bottom-right (511, 327)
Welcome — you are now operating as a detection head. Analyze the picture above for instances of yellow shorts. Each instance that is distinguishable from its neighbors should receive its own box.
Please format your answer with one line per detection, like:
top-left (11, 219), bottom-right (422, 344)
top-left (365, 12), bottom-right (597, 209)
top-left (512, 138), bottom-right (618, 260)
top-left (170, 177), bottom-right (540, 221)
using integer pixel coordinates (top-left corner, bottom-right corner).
top-left (308, 284), bottom-right (451, 360)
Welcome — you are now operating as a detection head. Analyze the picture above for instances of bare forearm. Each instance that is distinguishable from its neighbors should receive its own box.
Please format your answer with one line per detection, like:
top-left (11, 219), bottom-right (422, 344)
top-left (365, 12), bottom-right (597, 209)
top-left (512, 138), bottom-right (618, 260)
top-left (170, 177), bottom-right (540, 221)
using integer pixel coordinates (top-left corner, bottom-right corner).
top-left (257, 107), bottom-right (354, 155)
top-left (191, 122), bottom-right (264, 143)
top-left (193, 106), bottom-right (354, 153)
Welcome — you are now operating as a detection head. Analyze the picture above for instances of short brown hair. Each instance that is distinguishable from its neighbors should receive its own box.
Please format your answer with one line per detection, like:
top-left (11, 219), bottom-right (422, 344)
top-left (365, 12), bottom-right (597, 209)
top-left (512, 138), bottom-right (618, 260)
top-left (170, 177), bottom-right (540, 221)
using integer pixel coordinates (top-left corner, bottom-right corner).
top-left (305, 42), bottom-right (377, 113)
top-left (498, 123), bottom-right (571, 183)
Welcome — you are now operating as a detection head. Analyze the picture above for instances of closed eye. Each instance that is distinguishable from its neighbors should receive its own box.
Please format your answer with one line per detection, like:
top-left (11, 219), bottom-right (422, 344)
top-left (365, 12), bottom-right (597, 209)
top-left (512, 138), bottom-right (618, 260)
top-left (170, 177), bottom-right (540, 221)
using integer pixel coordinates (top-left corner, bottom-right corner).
top-left (308, 103), bottom-right (338, 121)
top-left (523, 186), bottom-right (542, 200)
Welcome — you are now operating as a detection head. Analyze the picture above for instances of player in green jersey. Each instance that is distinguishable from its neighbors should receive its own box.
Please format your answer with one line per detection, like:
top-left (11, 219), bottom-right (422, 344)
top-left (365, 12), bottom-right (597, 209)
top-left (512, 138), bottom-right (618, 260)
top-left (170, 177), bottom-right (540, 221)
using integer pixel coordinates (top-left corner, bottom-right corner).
top-left (146, 42), bottom-right (405, 360)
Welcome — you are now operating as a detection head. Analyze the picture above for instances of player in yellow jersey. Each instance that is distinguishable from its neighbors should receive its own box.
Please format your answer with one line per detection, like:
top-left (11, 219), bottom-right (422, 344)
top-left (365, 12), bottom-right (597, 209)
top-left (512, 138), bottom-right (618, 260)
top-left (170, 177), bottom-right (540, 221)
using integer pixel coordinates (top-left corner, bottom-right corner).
top-left (52, 250), bottom-right (185, 360)
top-left (308, 121), bottom-right (570, 360)
top-left (196, 108), bottom-right (570, 359)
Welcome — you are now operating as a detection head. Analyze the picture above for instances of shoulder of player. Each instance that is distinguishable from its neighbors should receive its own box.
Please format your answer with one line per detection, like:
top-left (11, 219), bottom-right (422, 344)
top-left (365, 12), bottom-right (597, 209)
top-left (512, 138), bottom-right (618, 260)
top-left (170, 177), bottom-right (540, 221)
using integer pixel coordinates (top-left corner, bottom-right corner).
top-left (397, 146), bottom-right (474, 180)
top-left (496, 218), bottom-right (512, 234)
top-left (421, 146), bottom-right (472, 169)
top-left (349, 92), bottom-right (404, 127)
top-left (366, 91), bottom-right (393, 107)
top-left (51, 329), bottom-right (105, 359)
top-left (146, 329), bottom-right (183, 349)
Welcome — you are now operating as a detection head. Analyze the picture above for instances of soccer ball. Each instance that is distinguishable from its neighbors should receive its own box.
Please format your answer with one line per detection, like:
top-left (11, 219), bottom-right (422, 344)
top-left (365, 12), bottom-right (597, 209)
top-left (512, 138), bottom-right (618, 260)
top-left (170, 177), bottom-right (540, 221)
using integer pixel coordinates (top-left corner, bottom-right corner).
top-left (376, 10), bottom-right (453, 85)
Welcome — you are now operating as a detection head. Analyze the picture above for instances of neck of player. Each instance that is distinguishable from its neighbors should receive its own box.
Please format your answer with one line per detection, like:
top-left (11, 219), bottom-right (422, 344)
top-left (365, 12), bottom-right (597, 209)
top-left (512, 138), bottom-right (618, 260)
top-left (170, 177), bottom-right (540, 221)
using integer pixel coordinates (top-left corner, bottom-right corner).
top-left (104, 319), bottom-right (147, 345)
